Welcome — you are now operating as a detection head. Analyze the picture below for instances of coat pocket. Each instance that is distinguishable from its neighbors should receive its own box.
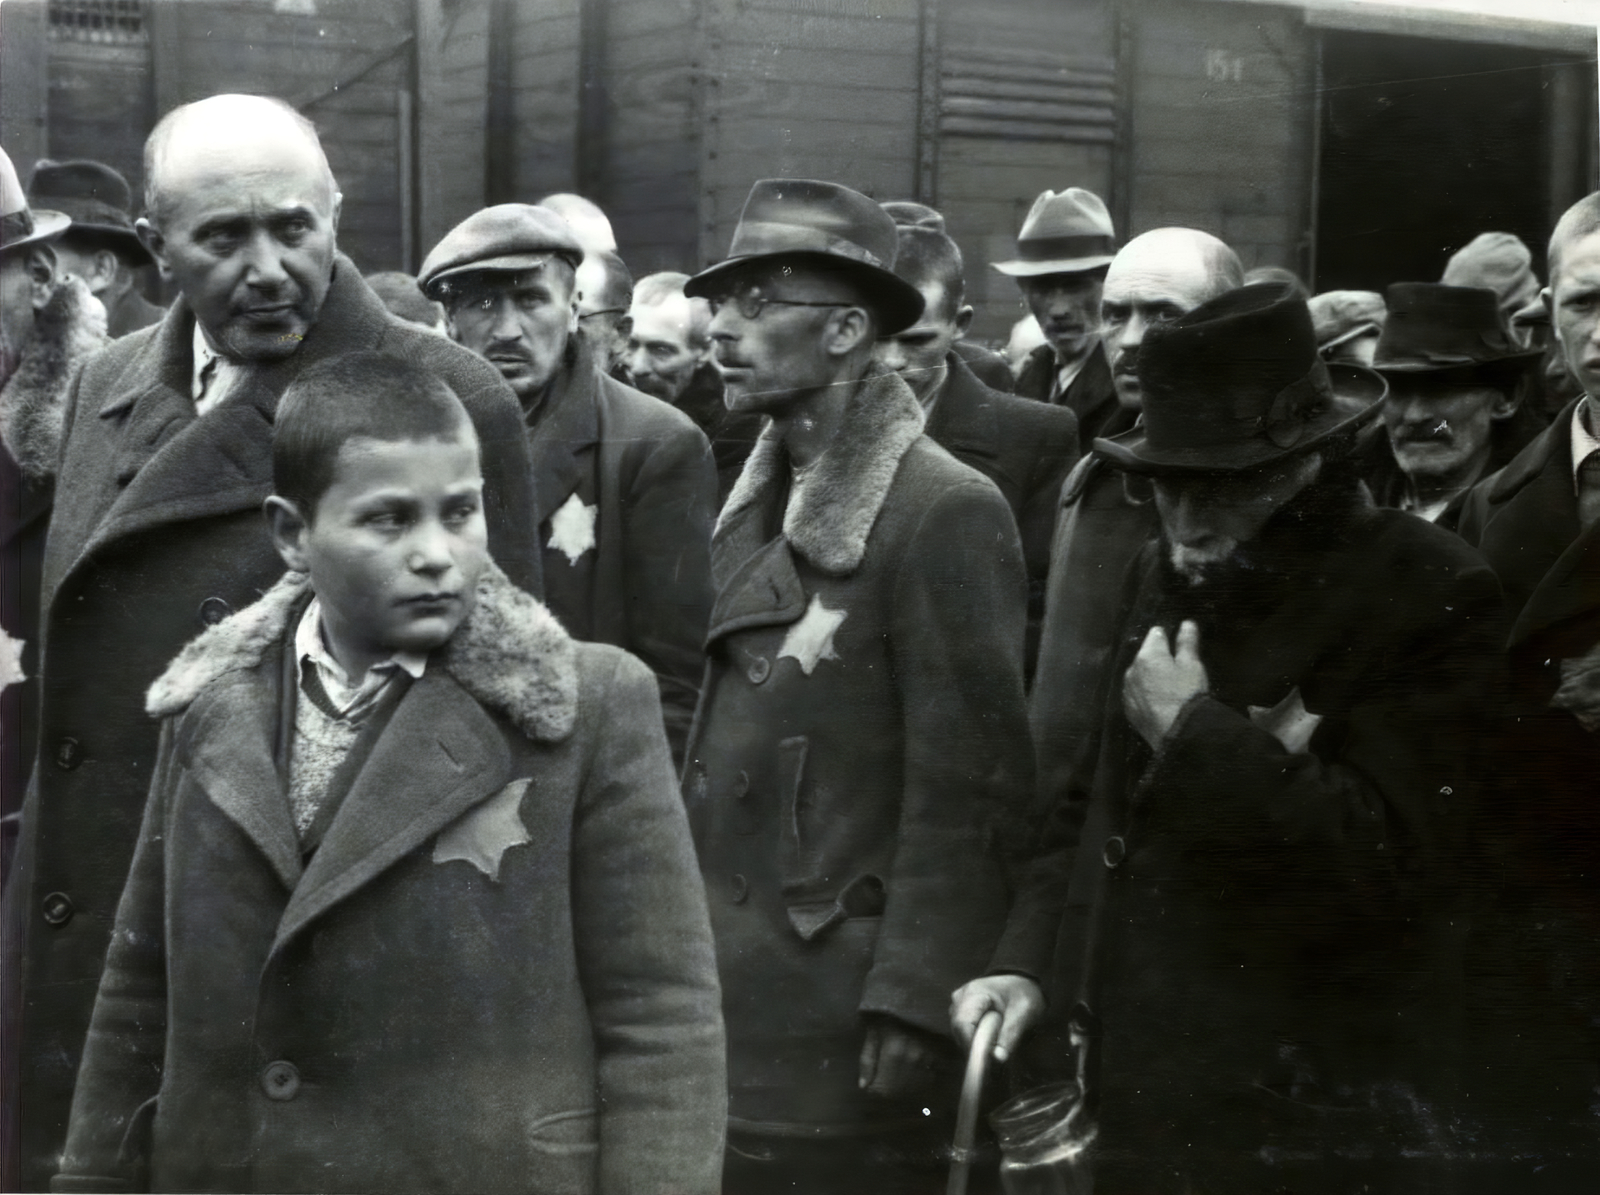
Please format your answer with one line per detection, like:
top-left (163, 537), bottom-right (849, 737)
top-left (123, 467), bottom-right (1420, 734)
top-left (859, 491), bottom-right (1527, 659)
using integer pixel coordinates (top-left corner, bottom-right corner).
top-left (524, 1106), bottom-right (600, 1157)
top-left (774, 734), bottom-right (810, 885)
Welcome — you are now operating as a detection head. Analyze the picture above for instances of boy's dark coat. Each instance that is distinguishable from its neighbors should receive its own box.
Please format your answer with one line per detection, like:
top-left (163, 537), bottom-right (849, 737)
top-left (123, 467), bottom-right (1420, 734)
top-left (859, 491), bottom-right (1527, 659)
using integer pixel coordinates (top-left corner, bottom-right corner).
top-left (7, 256), bottom-right (544, 1190)
top-left (683, 366), bottom-right (1034, 1135)
top-left (54, 569), bottom-right (725, 1194)
top-left (529, 336), bottom-right (715, 764)
top-left (1011, 480), bottom-right (1507, 1188)
top-left (925, 351), bottom-right (1079, 671)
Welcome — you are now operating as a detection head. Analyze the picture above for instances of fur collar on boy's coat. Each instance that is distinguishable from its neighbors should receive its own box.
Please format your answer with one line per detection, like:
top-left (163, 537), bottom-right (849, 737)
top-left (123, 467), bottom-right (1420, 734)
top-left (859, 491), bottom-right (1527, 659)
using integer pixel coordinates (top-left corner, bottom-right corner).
top-left (147, 562), bottom-right (579, 743)
top-left (714, 362), bottom-right (925, 580)
top-left (0, 275), bottom-right (109, 486)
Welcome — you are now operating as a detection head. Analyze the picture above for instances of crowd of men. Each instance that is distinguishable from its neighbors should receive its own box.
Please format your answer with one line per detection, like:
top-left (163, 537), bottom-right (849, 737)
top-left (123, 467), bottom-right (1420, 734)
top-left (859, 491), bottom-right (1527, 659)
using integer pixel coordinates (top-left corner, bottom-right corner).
top-left (1, 90), bottom-right (1599, 1194)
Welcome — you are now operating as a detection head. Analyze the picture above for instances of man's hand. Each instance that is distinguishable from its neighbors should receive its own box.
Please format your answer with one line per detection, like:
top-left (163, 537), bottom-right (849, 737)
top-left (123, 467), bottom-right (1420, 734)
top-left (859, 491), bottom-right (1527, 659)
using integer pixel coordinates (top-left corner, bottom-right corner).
top-left (1123, 620), bottom-right (1209, 748)
top-left (950, 974), bottom-right (1045, 1064)
top-left (858, 1015), bottom-right (946, 1099)
top-left (1552, 642), bottom-right (1600, 733)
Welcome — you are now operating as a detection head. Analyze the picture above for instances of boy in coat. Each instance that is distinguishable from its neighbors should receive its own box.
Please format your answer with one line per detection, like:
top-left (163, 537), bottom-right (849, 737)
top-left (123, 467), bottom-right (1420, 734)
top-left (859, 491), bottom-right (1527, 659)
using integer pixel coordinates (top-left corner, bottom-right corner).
top-left (53, 353), bottom-right (725, 1194)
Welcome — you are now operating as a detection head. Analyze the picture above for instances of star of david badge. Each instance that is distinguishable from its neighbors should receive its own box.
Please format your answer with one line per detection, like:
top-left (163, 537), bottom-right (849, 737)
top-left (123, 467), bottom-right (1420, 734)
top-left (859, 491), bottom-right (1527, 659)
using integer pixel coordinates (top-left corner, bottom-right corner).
top-left (778, 594), bottom-right (847, 676)
top-left (0, 631), bottom-right (25, 689)
top-left (548, 493), bottom-right (598, 564)
top-left (433, 779), bottom-right (533, 882)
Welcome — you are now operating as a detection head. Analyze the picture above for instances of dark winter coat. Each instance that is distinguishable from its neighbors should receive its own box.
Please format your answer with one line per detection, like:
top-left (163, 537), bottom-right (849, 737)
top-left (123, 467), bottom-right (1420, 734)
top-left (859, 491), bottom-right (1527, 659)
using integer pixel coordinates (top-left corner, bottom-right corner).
top-left (528, 336), bottom-right (715, 765)
top-left (102, 288), bottom-right (164, 341)
top-left (924, 351), bottom-right (1079, 674)
top-left (951, 339), bottom-right (1015, 393)
top-left (682, 365), bottom-right (1034, 1137)
top-left (1014, 341), bottom-right (1127, 443)
top-left (52, 566), bottom-right (724, 1194)
top-left (6, 255), bottom-right (544, 1192)
top-left (668, 362), bottom-right (763, 507)
top-left (1012, 474), bottom-right (1506, 1191)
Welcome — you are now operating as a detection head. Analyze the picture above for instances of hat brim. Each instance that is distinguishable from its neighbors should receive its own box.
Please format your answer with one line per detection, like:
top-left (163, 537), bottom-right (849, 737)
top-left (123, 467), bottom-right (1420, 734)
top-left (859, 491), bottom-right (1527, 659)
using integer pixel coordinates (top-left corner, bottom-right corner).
top-left (1, 209), bottom-right (71, 256)
top-left (1319, 321), bottom-right (1381, 353)
top-left (685, 251), bottom-right (926, 335)
top-left (991, 255), bottom-right (1115, 278)
top-left (421, 252), bottom-right (579, 298)
top-left (61, 219), bottom-right (153, 265)
top-left (1092, 364), bottom-right (1387, 476)
top-left (1373, 347), bottom-right (1541, 374)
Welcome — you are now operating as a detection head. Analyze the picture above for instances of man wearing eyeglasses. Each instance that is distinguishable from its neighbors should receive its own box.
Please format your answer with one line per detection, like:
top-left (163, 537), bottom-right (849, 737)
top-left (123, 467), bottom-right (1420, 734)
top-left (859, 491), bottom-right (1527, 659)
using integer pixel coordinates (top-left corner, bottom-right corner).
top-left (421, 204), bottom-right (715, 766)
top-left (679, 179), bottom-right (1033, 1193)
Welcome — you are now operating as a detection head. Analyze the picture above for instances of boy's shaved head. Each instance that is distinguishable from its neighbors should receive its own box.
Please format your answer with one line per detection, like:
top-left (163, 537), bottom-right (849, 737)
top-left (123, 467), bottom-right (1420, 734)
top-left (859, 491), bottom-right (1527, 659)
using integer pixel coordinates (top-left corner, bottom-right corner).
top-left (273, 351), bottom-right (476, 520)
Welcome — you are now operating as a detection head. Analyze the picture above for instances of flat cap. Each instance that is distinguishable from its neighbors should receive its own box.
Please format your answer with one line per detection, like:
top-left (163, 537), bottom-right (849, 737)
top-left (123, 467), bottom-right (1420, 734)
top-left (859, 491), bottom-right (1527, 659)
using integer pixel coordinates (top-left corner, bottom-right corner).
top-left (419, 204), bottom-right (584, 299)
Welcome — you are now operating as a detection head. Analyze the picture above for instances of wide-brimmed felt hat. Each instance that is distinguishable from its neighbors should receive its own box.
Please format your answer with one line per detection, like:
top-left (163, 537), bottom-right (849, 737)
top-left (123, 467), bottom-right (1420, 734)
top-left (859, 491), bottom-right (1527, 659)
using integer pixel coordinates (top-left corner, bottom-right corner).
top-left (1093, 281), bottom-right (1385, 475)
top-left (1440, 232), bottom-right (1540, 316)
top-left (26, 158), bottom-right (150, 264)
top-left (1307, 289), bottom-right (1385, 352)
top-left (418, 204), bottom-right (586, 299)
top-left (1372, 282), bottom-right (1539, 378)
top-left (991, 187), bottom-right (1115, 277)
top-left (1, 147), bottom-right (70, 257)
top-left (684, 179), bottom-right (925, 334)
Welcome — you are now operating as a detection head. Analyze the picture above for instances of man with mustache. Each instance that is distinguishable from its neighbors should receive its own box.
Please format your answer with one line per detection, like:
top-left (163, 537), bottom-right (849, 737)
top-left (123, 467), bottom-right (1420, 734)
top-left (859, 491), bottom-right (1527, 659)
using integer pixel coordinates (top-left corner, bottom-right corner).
top-left (1360, 282), bottom-right (1540, 533)
top-left (957, 282), bottom-right (1505, 1192)
top-left (4, 94), bottom-right (544, 1191)
top-left (681, 178), bottom-right (1032, 1193)
top-left (421, 204), bottom-right (715, 766)
top-left (999, 189), bottom-right (1120, 441)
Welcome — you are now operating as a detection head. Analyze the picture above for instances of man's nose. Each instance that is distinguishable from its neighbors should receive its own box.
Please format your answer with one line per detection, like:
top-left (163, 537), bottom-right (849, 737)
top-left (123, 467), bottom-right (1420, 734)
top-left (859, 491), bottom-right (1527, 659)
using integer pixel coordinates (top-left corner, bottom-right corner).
top-left (1116, 312), bottom-right (1148, 349)
top-left (488, 299), bottom-right (523, 343)
top-left (626, 346), bottom-right (652, 378)
top-left (241, 231), bottom-right (290, 289)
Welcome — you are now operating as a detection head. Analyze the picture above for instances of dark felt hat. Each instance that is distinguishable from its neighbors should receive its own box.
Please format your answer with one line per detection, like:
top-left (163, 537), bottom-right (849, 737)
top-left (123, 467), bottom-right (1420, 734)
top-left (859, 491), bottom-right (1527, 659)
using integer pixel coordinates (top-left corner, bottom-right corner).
top-left (684, 179), bottom-right (925, 334)
top-left (990, 187), bottom-right (1116, 277)
top-left (1094, 282), bottom-right (1386, 475)
top-left (1372, 282), bottom-right (1539, 378)
top-left (418, 204), bottom-right (586, 299)
top-left (1, 148), bottom-right (70, 256)
top-left (27, 158), bottom-right (150, 264)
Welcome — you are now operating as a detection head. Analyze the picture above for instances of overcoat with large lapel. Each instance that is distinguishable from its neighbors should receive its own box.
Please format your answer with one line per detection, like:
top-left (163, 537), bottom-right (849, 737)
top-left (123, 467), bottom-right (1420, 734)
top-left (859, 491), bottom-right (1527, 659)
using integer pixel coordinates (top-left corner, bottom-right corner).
top-left (924, 351), bottom-right (1079, 674)
top-left (528, 336), bottom-right (715, 766)
top-left (54, 567), bottom-right (724, 1195)
top-left (1023, 476), bottom-right (1506, 1189)
top-left (681, 365), bottom-right (1034, 1137)
top-left (1457, 401), bottom-right (1600, 1159)
top-left (1013, 340), bottom-right (1126, 443)
top-left (7, 256), bottom-right (544, 1190)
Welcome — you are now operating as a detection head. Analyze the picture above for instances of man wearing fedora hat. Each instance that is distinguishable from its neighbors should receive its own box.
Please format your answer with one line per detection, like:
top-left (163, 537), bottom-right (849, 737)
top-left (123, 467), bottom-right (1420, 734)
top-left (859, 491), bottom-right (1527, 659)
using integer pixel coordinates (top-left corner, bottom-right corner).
top-left (680, 178), bottom-right (1032, 1191)
top-left (997, 188), bottom-right (1119, 439)
top-left (27, 159), bottom-right (164, 339)
top-left (420, 203), bottom-right (715, 767)
top-left (1360, 281), bottom-right (1541, 532)
top-left (958, 283), bottom-right (1506, 1191)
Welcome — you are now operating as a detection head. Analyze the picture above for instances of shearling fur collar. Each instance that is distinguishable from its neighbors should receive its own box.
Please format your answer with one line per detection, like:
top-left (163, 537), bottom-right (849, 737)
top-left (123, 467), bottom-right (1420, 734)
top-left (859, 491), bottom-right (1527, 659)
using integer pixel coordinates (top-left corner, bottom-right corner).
top-left (717, 363), bottom-right (925, 576)
top-left (0, 276), bottom-right (109, 485)
top-left (147, 563), bottom-right (578, 743)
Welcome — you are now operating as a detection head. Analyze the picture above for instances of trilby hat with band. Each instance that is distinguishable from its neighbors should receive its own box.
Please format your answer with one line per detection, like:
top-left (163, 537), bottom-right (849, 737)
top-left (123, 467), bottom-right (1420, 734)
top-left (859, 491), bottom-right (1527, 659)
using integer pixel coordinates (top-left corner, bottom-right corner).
top-left (0, 146), bottom-right (70, 258)
top-left (684, 178), bottom-right (926, 335)
top-left (990, 187), bottom-right (1116, 277)
top-left (1094, 281), bottom-right (1387, 476)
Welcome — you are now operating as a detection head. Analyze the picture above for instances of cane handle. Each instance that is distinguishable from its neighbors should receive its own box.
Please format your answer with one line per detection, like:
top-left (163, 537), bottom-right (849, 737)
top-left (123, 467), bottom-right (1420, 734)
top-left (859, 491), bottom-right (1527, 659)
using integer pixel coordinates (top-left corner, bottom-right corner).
top-left (946, 1007), bottom-right (1002, 1195)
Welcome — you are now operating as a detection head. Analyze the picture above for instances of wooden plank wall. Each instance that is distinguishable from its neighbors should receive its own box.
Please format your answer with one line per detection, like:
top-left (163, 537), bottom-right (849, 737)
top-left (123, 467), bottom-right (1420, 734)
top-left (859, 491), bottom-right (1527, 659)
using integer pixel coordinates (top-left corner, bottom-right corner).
top-left (1123, 0), bottom-right (1314, 278)
top-left (938, 0), bottom-right (1117, 344)
top-left (418, 0), bottom-right (491, 261)
top-left (697, 0), bottom-right (922, 269)
top-left (510, 0), bottom-right (581, 199)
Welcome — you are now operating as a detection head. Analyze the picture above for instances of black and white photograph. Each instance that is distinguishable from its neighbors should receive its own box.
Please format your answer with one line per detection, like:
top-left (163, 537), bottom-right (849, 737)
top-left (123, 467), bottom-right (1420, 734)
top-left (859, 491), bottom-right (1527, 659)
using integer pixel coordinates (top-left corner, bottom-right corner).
top-left (1, 0), bottom-right (1598, 1191)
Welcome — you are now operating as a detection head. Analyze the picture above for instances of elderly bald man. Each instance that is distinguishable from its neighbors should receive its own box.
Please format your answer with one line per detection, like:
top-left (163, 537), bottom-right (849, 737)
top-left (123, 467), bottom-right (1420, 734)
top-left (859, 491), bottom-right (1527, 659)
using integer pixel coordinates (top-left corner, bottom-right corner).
top-left (3, 93), bottom-right (542, 1189)
top-left (953, 228), bottom-right (1244, 1065)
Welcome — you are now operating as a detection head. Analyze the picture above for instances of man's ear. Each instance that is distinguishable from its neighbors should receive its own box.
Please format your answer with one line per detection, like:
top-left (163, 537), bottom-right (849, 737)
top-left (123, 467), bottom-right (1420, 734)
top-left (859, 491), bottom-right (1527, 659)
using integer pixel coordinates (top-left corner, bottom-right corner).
top-left (1489, 382), bottom-right (1523, 422)
top-left (264, 495), bottom-right (313, 573)
top-left (824, 305), bottom-right (873, 357)
top-left (954, 304), bottom-right (975, 338)
top-left (24, 245), bottom-right (57, 310)
top-left (135, 218), bottom-right (171, 280)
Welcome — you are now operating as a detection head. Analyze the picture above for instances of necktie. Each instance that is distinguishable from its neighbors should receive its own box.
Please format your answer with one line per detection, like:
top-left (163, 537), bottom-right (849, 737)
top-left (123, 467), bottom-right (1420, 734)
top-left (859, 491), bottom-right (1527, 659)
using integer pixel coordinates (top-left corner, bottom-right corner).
top-left (1578, 453), bottom-right (1600, 530)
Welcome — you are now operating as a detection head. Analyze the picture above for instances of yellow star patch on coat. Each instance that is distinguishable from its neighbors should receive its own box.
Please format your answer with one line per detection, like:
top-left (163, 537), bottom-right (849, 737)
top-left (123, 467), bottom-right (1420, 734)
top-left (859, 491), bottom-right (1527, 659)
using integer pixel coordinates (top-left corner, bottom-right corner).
top-left (1247, 686), bottom-right (1322, 754)
top-left (547, 493), bottom-right (598, 564)
top-left (432, 779), bottom-right (532, 882)
top-left (0, 631), bottom-right (25, 689)
top-left (778, 594), bottom-right (847, 676)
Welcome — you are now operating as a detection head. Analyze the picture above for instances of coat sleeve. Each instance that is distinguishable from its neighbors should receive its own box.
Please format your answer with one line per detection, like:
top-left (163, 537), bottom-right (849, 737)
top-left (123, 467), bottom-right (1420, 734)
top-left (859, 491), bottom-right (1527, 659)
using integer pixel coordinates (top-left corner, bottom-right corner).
top-left (859, 478), bottom-right (1035, 1035)
top-left (570, 647), bottom-right (725, 1195)
top-left (52, 720), bottom-right (179, 1193)
top-left (1136, 558), bottom-right (1507, 911)
top-left (619, 420), bottom-right (716, 768)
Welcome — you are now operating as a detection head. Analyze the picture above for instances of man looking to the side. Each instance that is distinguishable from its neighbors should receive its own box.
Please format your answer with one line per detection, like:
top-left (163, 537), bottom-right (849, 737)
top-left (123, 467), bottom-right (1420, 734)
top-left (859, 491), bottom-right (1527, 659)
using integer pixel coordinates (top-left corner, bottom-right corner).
top-left (575, 248), bottom-right (633, 378)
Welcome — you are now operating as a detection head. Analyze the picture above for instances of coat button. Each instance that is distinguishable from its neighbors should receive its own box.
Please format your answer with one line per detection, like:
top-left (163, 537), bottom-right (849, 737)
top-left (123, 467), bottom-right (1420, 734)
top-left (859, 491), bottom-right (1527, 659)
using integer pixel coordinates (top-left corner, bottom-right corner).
top-left (730, 874), bottom-right (749, 904)
top-left (261, 1060), bottom-right (301, 1101)
top-left (54, 737), bottom-right (82, 771)
top-left (199, 597), bottom-right (232, 626)
top-left (746, 656), bottom-right (771, 685)
top-left (1102, 835), bottom-right (1127, 869)
top-left (40, 891), bottom-right (74, 927)
top-left (733, 770), bottom-right (750, 799)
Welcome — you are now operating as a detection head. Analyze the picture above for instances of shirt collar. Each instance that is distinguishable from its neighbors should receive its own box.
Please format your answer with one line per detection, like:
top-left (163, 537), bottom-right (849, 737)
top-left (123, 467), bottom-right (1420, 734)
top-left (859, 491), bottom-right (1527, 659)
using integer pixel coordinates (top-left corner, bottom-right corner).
top-left (295, 596), bottom-right (428, 716)
top-left (1053, 350), bottom-right (1088, 399)
top-left (1571, 396), bottom-right (1600, 493)
top-left (190, 322), bottom-right (221, 401)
